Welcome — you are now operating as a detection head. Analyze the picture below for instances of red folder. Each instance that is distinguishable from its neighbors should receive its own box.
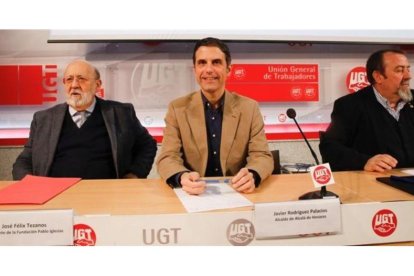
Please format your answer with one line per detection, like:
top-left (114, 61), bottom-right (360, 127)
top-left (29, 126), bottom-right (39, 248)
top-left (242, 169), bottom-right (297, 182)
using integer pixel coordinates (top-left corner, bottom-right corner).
top-left (0, 175), bottom-right (81, 204)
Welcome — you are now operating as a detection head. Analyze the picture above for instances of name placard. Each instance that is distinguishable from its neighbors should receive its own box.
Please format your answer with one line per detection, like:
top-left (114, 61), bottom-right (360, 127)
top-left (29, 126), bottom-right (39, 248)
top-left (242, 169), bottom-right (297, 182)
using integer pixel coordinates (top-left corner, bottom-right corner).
top-left (254, 198), bottom-right (341, 239)
top-left (0, 209), bottom-right (73, 245)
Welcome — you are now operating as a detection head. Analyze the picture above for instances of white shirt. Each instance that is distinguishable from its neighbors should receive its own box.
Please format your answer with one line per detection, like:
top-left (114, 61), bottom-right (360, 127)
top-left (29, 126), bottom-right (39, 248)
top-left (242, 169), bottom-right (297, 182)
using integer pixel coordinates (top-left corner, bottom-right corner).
top-left (68, 97), bottom-right (96, 128)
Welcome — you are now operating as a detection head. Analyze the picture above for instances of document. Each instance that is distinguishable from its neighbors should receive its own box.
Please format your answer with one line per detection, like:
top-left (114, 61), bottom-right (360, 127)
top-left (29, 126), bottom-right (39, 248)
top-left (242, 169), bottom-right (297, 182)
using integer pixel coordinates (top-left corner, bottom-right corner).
top-left (0, 175), bottom-right (81, 204)
top-left (174, 180), bottom-right (253, 213)
top-left (401, 169), bottom-right (414, 175)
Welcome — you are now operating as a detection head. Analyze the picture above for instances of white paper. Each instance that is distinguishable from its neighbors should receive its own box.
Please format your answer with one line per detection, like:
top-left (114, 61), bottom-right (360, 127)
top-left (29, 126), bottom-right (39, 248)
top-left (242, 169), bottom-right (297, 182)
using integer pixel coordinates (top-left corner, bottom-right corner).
top-left (174, 182), bottom-right (253, 213)
top-left (401, 168), bottom-right (414, 175)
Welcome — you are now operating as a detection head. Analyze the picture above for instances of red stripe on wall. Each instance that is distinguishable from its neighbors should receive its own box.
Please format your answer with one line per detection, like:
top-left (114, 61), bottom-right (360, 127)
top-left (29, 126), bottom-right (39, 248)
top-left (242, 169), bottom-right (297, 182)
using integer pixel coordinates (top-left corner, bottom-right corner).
top-left (19, 65), bottom-right (44, 105)
top-left (0, 123), bottom-right (329, 146)
top-left (0, 138), bottom-right (28, 146)
top-left (0, 66), bottom-right (19, 105)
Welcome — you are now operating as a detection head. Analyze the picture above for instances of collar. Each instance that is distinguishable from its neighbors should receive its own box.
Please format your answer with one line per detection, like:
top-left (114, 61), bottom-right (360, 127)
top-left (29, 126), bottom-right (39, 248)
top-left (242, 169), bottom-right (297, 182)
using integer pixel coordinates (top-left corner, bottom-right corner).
top-left (372, 87), bottom-right (406, 112)
top-left (68, 97), bottom-right (97, 116)
top-left (201, 91), bottom-right (225, 110)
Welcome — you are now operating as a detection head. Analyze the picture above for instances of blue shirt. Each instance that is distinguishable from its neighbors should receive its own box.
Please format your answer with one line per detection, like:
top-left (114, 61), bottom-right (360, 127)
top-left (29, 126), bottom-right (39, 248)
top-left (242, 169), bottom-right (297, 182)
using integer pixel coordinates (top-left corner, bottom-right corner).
top-left (202, 93), bottom-right (225, 177)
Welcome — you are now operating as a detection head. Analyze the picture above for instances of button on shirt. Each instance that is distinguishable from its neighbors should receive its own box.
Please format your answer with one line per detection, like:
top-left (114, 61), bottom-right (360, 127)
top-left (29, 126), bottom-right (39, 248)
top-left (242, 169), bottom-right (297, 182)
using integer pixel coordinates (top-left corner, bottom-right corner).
top-left (202, 93), bottom-right (224, 177)
top-left (69, 98), bottom-right (96, 128)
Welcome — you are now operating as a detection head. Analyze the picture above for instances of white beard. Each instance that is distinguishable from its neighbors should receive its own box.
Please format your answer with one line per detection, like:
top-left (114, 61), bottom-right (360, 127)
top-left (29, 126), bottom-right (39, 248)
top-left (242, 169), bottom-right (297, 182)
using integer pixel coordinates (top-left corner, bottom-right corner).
top-left (66, 91), bottom-right (95, 109)
top-left (398, 87), bottom-right (413, 103)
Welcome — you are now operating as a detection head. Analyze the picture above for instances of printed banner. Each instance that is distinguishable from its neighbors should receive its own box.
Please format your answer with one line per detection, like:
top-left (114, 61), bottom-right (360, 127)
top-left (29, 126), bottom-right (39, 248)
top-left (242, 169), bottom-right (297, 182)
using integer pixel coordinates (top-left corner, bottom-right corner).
top-left (72, 201), bottom-right (414, 245)
top-left (0, 65), bottom-right (58, 105)
top-left (226, 64), bottom-right (319, 102)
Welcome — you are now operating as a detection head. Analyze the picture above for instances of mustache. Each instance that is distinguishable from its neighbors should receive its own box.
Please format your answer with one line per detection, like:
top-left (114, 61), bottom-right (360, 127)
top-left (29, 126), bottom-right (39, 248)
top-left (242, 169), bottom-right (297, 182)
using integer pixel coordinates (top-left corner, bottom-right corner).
top-left (400, 78), bottom-right (411, 85)
top-left (70, 89), bottom-right (82, 94)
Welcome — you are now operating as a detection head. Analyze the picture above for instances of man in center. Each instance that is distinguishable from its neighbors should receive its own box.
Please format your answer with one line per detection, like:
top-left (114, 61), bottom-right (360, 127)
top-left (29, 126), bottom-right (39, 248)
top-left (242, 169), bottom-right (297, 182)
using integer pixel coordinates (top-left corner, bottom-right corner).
top-left (157, 37), bottom-right (273, 195)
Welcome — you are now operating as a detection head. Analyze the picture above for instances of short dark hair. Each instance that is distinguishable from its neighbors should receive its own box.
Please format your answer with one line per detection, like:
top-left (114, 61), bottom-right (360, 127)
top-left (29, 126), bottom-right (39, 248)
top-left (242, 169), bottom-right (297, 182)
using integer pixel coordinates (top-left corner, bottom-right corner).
top-left (192, 37), bottom-right (231, 66)
top-left (366, 49), bottom-right (406, 84)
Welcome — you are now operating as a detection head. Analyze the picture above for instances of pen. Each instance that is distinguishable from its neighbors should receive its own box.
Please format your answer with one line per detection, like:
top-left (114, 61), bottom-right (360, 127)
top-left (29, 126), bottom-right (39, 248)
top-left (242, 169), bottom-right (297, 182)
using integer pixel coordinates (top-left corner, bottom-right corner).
top-left (199, 178), bottom-right (231, 184)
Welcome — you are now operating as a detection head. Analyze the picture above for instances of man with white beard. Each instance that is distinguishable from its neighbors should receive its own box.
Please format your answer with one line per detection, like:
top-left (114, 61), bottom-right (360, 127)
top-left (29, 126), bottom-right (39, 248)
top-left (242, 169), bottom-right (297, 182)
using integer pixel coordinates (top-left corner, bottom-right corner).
top-left (320, 49), bottom-right (414, 172)
top-left (13, 60), bottom-right (157, 180)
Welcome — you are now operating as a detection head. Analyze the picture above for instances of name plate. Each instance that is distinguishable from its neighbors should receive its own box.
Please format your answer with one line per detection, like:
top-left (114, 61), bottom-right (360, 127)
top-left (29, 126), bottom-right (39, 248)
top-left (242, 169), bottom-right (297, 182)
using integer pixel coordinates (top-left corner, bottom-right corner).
top-left (254, 198), bottom-right (341, 239)
top-left (0, 209), bottom-right (74, 245)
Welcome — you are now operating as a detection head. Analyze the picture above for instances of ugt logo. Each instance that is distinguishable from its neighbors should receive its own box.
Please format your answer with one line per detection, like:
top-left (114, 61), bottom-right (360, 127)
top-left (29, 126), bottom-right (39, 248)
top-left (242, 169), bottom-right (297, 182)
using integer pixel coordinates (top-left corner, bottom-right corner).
top-left (372, 209), bottom-right (397, 237)
top-left (0, 64), bottom-right (58, 105)
top-left (232, 67), bottom-right (246, 80)
top-left (346, 66), bottom-right (369, 93)
top-left (74, 224), bottom-right (97, 246)
top-left (313, 165), bottom-right (331, 185)
top-left (226, 219), bottom-right (255, 246)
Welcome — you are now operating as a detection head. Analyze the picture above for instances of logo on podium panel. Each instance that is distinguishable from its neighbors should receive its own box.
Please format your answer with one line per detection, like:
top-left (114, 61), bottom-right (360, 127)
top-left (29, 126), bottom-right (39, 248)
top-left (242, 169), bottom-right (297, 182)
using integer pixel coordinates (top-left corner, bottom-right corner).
top-left (372, 209), bottom-right (397, 237)
top-left (74, 224), bottom-right (96, 246)
top-left (226, 219), bottom-right (255, 246)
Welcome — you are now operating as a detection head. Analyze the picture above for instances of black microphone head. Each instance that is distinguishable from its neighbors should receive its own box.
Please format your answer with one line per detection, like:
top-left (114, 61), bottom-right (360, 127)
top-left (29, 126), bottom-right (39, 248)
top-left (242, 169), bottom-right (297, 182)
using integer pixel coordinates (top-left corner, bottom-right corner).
top-left (286, 108), bottom-right (296, 119)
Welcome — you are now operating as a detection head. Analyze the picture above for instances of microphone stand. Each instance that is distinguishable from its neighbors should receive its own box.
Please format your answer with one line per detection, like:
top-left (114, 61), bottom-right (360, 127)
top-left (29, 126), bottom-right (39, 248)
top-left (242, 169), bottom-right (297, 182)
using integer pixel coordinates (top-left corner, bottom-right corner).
top-left (288, 110), bottom-right (338, 200)
top-left (299, 184), bottom-right (337, 200)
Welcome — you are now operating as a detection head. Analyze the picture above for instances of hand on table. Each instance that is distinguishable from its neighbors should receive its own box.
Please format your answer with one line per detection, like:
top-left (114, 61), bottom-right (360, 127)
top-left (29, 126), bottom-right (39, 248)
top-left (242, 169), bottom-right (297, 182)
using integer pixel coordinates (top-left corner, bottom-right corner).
top-left (231, 168), bottom-right (255, 193)
top-left (364, 154), bottom-right (398, 172)
top-left (180, 171), bottom-right (206, 195)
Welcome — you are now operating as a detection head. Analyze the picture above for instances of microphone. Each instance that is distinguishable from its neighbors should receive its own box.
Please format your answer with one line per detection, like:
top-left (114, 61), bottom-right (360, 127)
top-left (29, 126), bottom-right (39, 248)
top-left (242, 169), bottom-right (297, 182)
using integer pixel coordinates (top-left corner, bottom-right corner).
top-left (286, 108), bottom-right (320, 165)
top-left (286, 108), bottom-right (338, 200)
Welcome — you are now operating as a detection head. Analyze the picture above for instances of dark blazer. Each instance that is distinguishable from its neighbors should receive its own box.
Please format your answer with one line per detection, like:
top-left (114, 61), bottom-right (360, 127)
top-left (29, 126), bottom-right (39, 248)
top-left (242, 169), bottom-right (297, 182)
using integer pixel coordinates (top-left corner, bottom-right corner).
top-left (319, 86), bottom-right (414, 171)
top-left (12, 97), bottom-right (157, 180)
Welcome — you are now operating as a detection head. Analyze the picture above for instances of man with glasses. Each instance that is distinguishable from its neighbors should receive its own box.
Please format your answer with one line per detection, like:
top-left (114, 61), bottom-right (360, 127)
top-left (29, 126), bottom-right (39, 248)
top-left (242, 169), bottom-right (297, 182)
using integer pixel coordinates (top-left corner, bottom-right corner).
top-left (13, 59), bottom-right (157, 180)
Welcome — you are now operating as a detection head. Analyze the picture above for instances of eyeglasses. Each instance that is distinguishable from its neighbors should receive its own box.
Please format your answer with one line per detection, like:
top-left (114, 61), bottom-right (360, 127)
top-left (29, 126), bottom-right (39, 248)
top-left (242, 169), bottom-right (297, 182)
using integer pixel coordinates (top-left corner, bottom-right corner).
top-left (63, 76), bottom-right (91, 85)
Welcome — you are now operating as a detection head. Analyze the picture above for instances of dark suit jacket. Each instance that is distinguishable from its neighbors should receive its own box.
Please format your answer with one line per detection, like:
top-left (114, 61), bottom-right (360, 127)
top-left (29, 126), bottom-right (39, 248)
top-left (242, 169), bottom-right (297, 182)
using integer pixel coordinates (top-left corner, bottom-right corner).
top-left (156, 91), bottom-right (273, 182)
top-left (319, 86), bottom-right (414, 171)
top-left (12, 97), bottom-right (157, 180)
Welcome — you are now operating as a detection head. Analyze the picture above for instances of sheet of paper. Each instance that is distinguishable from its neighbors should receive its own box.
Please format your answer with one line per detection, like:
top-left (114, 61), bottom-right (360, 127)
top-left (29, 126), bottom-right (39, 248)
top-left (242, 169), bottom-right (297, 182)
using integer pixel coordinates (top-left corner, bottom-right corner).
top-left (401, 169), bottom-right (414, 175)
top-left (174, 181), bottom-right (253, 213)
top-left (0, 175), bottom-right (81, 205)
